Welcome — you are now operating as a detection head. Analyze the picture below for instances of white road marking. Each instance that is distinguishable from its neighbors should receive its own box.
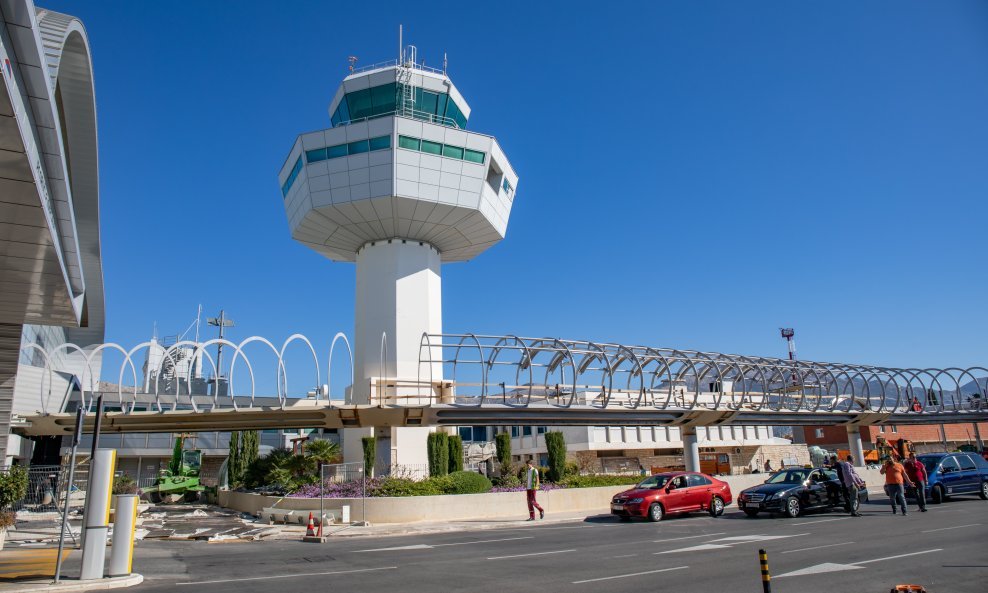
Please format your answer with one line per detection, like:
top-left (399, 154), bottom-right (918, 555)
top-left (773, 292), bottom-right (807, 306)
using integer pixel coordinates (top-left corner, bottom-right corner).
top-left (855, 549), bottom-right (943, 565)
top-left (656, 544), bottom-right (731, 554)
top-left (355, 544), bottom-right (432, 552)
top-left (782, 542), bottom-right (854, 554)
top-left (434, 537), bottom-right (535, 547)
top-left (355, 536), bottom-right (534, 553)
top-left (611, 554), bottom-right (638, 558)
top-left (653, 532), bottom-right (726, 543)
top-left (710, 534), bottom-right (808, 542)
top-left (920, 523), bottom-right (982, 533)
top-left (791, 517), bottom-right (852, 526)
top-left (775, 562), bottom-right (862, 578)
top-left (487, 549), bottom-right (575, 560)
top-left (175, 566), bottom-right (398, 585)
top-left (776, 549), bottom-right (944, 579)
top-left (572, 565), bottom-right (689, 584)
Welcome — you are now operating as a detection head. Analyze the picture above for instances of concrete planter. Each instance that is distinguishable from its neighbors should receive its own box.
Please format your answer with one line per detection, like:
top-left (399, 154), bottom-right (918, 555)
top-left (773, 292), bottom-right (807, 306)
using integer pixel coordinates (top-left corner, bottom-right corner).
top-left (218, 468), bottom-right (885, 525)
top-left (0, 528), bottom-right (6, 551)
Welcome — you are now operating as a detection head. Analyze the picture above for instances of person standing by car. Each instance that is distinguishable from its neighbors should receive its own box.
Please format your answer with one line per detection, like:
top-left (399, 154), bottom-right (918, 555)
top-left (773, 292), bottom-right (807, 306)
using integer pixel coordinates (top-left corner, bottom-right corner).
top-left (837, 455), bottom-right (864, 516)
top-left (880, 457), bottom-right (914, 515)
top-left (904, 453), bottom-right (928, 512)
top-left (524, 459), bottom-right (545, 521)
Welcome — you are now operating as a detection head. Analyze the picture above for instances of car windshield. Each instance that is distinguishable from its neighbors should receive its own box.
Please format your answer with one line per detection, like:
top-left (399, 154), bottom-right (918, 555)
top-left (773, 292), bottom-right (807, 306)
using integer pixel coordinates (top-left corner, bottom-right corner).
top-left (919, 456), bottom-right (941, 474)
top-left (765, 469), bottom-right (810, 484)
top-left (636, 475), bottom-right (671, 489)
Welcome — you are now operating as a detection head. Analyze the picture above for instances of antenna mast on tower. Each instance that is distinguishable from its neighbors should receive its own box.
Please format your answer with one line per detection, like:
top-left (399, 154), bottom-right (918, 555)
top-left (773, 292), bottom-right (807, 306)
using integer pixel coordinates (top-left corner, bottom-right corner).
top-left (779, 328), bottom-right (796, 361)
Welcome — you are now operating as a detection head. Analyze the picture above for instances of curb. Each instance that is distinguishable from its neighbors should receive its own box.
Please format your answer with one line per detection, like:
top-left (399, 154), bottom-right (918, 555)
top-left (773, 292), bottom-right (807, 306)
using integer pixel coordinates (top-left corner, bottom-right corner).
top-left (1, 574), bottom-right (143, 593)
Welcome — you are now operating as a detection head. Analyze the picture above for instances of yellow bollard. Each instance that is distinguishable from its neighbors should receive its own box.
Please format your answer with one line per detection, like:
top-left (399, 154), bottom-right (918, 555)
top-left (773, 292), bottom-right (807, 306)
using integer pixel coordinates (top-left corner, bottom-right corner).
top-left (758, 548), bottom-right (771, 593)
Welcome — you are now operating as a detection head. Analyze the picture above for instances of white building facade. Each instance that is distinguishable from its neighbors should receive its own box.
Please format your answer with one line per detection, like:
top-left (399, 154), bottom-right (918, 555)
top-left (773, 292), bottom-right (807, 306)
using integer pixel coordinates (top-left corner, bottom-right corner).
top-left (0, 2), bottom-right (105, 465)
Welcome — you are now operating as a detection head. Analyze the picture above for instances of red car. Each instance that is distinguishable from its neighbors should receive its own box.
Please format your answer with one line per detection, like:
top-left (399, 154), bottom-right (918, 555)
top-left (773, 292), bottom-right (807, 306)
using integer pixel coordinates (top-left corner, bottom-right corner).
top-left (611, 471), bottom-right (733, 522)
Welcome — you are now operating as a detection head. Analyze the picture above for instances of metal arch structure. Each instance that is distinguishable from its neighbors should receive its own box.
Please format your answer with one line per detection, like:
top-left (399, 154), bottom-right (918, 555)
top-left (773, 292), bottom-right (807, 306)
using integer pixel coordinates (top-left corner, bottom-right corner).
top-left (9, 331), bottom-right (988, 436)
top-left (417, 333), bottom-right (987, 418)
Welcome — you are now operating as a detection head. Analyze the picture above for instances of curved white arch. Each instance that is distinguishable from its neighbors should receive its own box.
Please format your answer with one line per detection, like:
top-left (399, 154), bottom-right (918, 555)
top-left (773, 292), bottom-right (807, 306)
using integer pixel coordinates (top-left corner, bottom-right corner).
top-left (327, 332), bottom-right (354, 404)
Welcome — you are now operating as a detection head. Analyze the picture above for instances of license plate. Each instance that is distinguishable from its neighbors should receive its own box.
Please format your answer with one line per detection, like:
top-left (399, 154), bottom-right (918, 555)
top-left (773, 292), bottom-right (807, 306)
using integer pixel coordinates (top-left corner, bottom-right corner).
top-left (611, 504), bottom-right (624, 511)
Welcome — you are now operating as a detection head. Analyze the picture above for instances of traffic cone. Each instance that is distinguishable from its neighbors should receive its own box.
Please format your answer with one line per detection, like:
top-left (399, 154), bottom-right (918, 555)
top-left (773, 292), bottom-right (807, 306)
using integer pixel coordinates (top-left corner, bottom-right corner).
top-left (305, 512), bottom-right (316, 537)
top-left (316, 514), bottom-right (323, 537)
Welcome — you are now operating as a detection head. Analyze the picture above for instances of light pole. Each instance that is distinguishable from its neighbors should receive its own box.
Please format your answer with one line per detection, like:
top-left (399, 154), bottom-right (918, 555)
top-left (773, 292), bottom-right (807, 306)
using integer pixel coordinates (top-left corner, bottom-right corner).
top-left (207, 310), bottom-right (234, 395)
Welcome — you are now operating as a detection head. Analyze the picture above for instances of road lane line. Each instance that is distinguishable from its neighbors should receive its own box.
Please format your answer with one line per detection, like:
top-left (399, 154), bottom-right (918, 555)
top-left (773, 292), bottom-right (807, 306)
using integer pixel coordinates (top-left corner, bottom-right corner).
top-left (782, 542), bottom-right (854, 554)
top-left (791, 517), bottom-right (852, 526)
top-left (855, 549), bottom-right (943, 565)
top-left (434, 537), bottom-right (535, 547)
top-left (175, 566), bottom-right (398, 585)
top-left (488, 549), bottom-right (575, 560)
top-left (921, 523), bottom-right (981, 533)
top-left (611, 554), bottom-right (638, 558)
top-left (355, 544), bottom-right (432, 552)
top-left (653, 532), bottom-right (726, 543)
top-left (572, 565), bottom-right (688, 584)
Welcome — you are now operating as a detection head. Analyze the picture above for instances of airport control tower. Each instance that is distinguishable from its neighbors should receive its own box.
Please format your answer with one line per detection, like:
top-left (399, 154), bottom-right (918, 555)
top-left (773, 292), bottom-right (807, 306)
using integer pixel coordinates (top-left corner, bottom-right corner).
top-left (278, 46), bottom-right (518, 469)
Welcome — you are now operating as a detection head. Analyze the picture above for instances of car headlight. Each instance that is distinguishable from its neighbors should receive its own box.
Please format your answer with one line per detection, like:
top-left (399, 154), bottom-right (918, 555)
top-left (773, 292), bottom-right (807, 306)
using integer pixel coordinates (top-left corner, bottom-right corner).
top-left (628, 498), bottom-right (644, 504)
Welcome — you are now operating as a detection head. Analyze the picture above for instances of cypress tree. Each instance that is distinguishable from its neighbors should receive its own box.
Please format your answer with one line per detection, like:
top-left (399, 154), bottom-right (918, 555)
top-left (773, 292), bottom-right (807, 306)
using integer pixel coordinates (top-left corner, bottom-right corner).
top-left (495, 432), bottom-right (511, 467)
top-left (427, 432), bottom-right (450, 477)
top-left (448, 435), bottom-right (464, 473)
top-left (545, 431), bottom-right (567, 482)
top-left (228, 431), bottom-right (242, 486)
top-left (361, 436), bottom-right (376, 478)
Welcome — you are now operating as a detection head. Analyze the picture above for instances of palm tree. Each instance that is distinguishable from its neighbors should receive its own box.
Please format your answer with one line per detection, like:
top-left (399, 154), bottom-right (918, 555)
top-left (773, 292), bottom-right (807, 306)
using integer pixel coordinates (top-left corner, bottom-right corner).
top-left (304, 439), bottom-right (342, 472)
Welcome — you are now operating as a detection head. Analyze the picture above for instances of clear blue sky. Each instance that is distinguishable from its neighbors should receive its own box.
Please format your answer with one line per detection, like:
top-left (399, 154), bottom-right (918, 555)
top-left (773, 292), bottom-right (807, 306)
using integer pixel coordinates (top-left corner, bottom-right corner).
top-left (42, 1), bottom-right (988, 389)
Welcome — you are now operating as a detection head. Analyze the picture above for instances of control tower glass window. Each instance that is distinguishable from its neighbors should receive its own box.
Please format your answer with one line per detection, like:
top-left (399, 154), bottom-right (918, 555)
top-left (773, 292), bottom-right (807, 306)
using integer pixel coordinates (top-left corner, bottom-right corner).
top-left (331, 81), bottom-right (468, 129)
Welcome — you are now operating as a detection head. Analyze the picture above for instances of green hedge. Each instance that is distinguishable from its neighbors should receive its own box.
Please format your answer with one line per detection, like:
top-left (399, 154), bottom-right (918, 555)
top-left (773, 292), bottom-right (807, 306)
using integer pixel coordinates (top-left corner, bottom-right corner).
top-left (445, 471), bottom-right (492, 494)
top-left (559, 474), bottom-right (643, 488)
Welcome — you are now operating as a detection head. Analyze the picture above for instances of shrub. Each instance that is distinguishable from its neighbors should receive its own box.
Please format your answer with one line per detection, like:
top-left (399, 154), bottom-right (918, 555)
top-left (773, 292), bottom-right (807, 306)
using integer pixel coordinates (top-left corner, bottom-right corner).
top-left (492, 474), bottom-right (521, 488)
top-left (113, 474), bottom-right (138, 495)
top-left (0, 466), bottom-right (28, 510)
top-left (559, 474), bottom-right (642, 488)
top-left (427, 433), bottom-right (449, 477)
top-left (0, 511), bottom-right (14, 530)
top-left (564, 461), bottom-right (580, 477)
top-left (495, 432), bottom-right (511, 467)
top-left (545, 431), bottom-right (567, 482)
top-left (373, 477), bottom-right (447, 497)
top-left (445, 471), bottom-right (492, 494)
top-left (447, 435), bottom-right (463, 474)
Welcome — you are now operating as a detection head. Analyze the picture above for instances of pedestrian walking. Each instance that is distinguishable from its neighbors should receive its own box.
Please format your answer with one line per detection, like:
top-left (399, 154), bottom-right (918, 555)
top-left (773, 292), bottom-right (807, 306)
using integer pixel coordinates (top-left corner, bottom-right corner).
top-left (837, 455), bottom-right (864, 516)
top-left (903, 453), bottom-right (928, 512)
top-left (880, 457), bottom-right (914, 515)
top-left (524, 459), bottom-right (544, 521)
top-left (764, 459), bottom-right (773, 473)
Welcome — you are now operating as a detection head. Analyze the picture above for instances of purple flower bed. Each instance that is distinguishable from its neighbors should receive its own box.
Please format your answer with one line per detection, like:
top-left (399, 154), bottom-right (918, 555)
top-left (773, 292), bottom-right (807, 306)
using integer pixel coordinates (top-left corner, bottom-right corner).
top-left (288, 478), bottom-right (568, 497)
top-left (290, 478), bottom-right (385, 498)
top-left (489, 483), bottom-right (567, 494)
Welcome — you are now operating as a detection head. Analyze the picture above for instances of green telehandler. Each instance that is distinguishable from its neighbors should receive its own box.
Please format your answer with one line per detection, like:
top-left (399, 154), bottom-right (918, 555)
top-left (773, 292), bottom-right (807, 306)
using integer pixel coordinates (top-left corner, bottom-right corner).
top-left (145, 434), bottom-right (205, 503)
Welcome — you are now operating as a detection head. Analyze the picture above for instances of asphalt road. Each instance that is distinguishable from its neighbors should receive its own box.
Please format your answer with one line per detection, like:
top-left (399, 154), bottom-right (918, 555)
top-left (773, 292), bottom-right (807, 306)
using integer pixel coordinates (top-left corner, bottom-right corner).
top-left (130, 495), bottom-right (987, 593)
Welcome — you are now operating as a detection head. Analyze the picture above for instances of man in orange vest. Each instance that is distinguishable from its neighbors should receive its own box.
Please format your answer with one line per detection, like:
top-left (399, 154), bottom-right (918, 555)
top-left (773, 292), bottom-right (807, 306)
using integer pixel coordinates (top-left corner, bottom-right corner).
top-left (881, 457), bottom-right (915, 515)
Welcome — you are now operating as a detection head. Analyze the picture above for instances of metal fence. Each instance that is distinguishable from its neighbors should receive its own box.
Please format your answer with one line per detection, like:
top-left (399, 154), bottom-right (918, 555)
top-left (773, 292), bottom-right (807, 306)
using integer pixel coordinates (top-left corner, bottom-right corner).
top-left (3, 464), bottom-right (88, 517)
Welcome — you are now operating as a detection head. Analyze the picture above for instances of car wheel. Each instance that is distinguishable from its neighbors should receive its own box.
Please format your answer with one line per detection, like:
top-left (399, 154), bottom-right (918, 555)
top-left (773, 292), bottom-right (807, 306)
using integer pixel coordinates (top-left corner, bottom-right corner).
top-left (931, 485), bottom-right (945, 504)
top-left (647, 503), bottom-right (664, 522)
top-left (784, 496), bottom-right (802, 518)
top-left (709, 496), bottom-right (725, 517)
top-left (979, 481), bottom-right (988, 500)
top-left (743, 509), bottom-right (759, 518)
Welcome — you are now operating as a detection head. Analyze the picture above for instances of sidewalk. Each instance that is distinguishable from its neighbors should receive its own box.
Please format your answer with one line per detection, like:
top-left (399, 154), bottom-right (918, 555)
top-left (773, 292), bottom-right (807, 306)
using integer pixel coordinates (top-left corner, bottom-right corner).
top-left (0, 548), bottom-right (142, 593)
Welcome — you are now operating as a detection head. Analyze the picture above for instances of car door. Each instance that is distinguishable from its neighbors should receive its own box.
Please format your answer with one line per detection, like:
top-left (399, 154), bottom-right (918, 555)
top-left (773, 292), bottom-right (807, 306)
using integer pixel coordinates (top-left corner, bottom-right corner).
top-left (805, 471), bottom-right (828, 508)
top-left (686, 473), bottom-right (713, 510)
top-left (662, 475), bottom-right (691, 512)
top-left (938, 456), bottom-right (964, 496)
top-left (955, 455), bottom-right (980, 493)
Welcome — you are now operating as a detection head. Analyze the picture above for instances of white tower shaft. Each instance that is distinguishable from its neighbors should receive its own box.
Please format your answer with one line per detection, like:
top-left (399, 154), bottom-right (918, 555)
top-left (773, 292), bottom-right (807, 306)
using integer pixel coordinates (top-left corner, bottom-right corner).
top-left (344, 240), bottom-right (443, 471)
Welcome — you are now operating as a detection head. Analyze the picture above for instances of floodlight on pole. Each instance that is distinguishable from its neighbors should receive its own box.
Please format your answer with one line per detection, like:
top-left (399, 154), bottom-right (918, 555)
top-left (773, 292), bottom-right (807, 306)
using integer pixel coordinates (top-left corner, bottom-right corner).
top-left (207, 310), bottom-right (235, 385)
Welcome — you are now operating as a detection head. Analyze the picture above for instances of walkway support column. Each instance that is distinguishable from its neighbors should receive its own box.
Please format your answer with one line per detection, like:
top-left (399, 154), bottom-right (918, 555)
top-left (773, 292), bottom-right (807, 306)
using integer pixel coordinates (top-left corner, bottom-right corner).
top-left (683, 428), bottom-right (700, 472)
top-left (846, 426), bottom-right (864, 466)
top-left (80, 448), bottom-right (116, 580)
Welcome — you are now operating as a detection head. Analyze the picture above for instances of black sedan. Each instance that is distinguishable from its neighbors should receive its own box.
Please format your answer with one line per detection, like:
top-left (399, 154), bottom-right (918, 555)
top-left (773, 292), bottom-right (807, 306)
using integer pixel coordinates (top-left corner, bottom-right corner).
top-left (737, 467), bottom-right (868, 518)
